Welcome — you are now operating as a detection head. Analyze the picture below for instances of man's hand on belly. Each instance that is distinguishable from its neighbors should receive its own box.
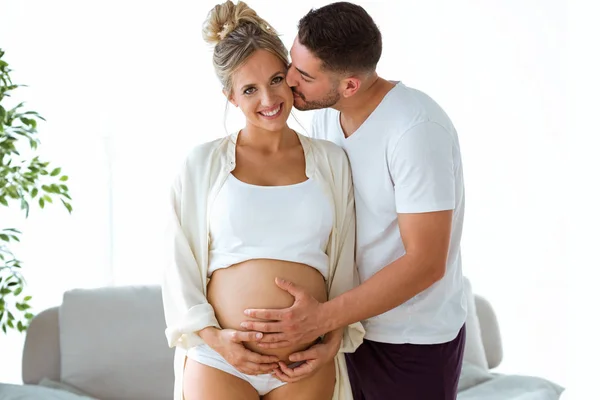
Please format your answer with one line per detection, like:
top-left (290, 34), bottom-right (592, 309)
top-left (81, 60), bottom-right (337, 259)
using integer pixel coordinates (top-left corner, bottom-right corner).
top-left (241, 278), bottom-right (330, 348)
top-left (199, 327), bottom-right (280, 375)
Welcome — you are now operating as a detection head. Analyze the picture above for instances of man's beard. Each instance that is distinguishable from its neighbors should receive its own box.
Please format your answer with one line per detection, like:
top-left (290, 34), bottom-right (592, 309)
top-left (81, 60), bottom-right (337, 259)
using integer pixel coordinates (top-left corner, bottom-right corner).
top-left (292, 87), bottom-right (340, 111)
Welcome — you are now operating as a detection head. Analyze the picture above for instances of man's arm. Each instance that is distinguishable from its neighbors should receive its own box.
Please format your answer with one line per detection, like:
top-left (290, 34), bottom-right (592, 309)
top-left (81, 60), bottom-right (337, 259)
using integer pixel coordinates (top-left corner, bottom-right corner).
top-left (319, 210), bottom-right (453, 333)
top-left (243, 211), bottom-right (453, 343)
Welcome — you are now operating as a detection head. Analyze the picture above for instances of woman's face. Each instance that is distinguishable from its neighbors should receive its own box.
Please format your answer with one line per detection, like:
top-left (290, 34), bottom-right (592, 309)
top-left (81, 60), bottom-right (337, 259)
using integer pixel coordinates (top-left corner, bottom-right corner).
top-left (228, 49), bottom-right (293, 132)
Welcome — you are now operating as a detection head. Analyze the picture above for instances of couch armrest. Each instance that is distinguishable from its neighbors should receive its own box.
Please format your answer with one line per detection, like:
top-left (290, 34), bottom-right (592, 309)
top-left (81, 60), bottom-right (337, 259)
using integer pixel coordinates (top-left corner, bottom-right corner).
top-left (474, 294), bottom-right (503, 369)
top-left (22, 306), bottom-right (60, 384)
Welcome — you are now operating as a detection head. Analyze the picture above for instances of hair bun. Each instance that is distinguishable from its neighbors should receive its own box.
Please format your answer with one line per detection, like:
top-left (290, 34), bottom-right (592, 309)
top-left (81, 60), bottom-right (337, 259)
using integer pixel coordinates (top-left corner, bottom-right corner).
top-left (203, 1), bottom-right (277, 46)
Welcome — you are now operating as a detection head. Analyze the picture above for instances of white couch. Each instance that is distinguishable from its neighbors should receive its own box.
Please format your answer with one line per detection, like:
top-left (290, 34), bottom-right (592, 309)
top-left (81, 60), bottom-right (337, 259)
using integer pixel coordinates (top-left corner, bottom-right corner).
top-left (0, 280), bottom-right (563, 399)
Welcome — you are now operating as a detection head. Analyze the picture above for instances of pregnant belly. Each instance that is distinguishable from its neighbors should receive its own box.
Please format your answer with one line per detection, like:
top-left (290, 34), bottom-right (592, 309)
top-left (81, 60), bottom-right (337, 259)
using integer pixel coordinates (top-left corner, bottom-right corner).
top-left (207, 259), bottom-right (327, 362)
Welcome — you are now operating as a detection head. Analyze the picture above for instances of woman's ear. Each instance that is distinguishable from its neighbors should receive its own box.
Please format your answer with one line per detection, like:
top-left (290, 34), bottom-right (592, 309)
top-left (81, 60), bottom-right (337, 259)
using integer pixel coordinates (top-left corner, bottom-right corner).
top-left (223, 89), bottom-right (238, 107)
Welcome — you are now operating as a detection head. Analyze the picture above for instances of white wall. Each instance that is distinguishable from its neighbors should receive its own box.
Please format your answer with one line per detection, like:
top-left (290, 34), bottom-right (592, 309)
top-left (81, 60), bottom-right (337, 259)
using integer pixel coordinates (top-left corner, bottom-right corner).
top-left (0, 0), bottom-right (572, 391)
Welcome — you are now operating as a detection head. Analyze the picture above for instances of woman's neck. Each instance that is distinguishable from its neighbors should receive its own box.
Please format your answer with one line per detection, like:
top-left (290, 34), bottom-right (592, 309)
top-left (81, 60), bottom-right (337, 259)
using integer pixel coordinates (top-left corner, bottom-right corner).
top-left (238, 124), bottom-right (297, 153)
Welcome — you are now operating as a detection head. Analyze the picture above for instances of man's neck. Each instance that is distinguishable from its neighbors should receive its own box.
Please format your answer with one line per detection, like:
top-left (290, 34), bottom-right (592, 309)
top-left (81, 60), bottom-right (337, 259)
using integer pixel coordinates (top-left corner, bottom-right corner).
top-left (335, 76), bottom-right (396, 138)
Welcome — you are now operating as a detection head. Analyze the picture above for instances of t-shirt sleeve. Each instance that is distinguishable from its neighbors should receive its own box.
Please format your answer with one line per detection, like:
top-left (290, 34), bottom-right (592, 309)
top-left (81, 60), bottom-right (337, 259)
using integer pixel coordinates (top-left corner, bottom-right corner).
top-left (388, 121), bottom-right (456, 213)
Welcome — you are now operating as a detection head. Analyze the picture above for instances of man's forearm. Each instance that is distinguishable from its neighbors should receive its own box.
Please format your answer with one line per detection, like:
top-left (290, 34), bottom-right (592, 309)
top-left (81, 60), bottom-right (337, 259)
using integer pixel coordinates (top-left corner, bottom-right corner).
top-left (322, 253), bottom-right (444, 332)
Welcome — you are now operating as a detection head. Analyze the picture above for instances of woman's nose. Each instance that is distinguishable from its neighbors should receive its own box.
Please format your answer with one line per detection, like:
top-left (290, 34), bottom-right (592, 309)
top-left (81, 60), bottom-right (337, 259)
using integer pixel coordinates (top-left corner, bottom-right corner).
top-left (261, 88), bottom-right (277, 106)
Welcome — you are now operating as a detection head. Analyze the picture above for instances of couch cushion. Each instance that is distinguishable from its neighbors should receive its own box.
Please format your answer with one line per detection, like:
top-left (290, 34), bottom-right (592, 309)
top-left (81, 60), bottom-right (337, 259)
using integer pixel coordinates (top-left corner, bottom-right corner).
top-left (474, 294), bottom-right (503, 369)
top-left (458, 362), bottom-right (494, 392)
top-left (59, 285), bottom-right (174, 400)
top-left (39, 378), bottom-right (95, 397)
top-left (22, 306), bottom-right (61, 384)
top-left (463, 277), bottom-right (489, 369)
top-left (457, 373), bottom-right (564, 399)
top-left (0, 383), bottom-right (96, 400)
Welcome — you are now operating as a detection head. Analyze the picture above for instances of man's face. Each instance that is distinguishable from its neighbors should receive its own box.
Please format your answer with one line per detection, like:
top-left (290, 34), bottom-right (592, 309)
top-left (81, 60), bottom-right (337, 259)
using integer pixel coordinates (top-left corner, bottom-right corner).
top-left (286, 37), bottom-right (341, 111)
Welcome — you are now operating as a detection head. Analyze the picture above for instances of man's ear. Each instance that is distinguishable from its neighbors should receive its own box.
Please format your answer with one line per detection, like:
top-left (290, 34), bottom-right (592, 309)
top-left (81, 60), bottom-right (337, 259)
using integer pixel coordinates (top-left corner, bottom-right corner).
top-left (223, 89), bottom-right (238, 107)
top-left (340, 77), bottom-right (361, 98)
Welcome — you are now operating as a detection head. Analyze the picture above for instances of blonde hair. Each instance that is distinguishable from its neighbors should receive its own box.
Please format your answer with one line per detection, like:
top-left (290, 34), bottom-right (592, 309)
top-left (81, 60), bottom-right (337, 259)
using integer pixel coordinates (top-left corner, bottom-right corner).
top-left (202, 1), bottom-right (289, 94)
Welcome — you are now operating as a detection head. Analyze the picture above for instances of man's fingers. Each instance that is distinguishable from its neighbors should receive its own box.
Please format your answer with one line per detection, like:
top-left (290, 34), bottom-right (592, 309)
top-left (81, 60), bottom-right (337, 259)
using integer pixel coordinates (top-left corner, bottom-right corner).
top-left (229, 330), bottom-right (264, 343)
top-left (274, 277), bottom-right (305, 298)
top-left (288, 346), bottom-right (320, 362)
top-left (271, 368), bottom-right (292, 382)
top-left (243, 308), bottom-right (285, 321)
top-left (276, 361), bottom-right (315, 381)
top-left (278, 361), bottom-right (297, 377)
top-left (272, 367), bottom-right (303, 383)
top-left (240, 320), bottom-right (284, 333)
top-left (286, 360), bottom-right (316, 376)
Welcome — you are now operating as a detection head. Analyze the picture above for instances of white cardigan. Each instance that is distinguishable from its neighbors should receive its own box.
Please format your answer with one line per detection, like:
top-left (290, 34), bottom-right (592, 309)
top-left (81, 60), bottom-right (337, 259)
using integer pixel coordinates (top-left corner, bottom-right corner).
top-left (162, 130), bottom-right (364, 399)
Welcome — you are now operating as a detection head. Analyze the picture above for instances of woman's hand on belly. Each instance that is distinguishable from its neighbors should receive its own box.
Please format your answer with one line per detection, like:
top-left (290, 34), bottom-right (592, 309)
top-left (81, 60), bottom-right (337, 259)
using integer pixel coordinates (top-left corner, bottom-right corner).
top-left (271, 328), bottom-right (343, 383)
top-left (198, 327), bottom-right (280, 375)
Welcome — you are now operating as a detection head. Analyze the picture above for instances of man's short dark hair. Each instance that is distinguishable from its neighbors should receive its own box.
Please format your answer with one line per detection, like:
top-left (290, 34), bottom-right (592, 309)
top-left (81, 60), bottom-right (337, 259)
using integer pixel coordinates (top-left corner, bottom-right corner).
top-left (297, 2), bottom-right (382, 74)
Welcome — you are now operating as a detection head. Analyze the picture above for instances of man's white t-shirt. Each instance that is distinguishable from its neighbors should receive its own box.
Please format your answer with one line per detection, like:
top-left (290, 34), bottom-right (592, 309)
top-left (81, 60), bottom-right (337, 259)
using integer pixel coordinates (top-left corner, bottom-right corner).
top-left (311, 81), bottom-right (467, 345)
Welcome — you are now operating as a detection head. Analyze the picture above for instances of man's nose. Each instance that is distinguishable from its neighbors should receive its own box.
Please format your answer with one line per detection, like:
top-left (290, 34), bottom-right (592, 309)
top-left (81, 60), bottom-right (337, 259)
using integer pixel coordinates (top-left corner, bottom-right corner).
top-left (286, 65), bottom-right (298, 88)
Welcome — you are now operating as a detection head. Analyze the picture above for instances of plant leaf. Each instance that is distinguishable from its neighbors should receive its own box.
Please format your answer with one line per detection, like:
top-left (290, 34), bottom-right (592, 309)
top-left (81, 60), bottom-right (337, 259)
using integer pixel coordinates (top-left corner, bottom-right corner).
top-left (61, 199), bottom-right (73, 213)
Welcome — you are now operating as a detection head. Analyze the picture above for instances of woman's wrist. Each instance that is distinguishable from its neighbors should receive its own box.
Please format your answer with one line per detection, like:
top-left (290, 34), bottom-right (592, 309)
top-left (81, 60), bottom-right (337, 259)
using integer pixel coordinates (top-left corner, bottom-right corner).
top-left (197, 326), bottom-right (220, 345)
top-left (323, 327), bottom-right (344, 351)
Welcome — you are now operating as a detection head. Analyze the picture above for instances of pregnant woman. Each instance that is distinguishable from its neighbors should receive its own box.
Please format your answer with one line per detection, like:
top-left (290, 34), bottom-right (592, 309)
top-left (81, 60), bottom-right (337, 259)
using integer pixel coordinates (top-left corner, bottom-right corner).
top-left (161, 1), bottom-right (364, 399)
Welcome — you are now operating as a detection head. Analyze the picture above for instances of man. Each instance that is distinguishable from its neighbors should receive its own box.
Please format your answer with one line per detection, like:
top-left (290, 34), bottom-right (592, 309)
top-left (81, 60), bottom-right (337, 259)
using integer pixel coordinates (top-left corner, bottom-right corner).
top-left (242, 2), bottom-right (467, 399)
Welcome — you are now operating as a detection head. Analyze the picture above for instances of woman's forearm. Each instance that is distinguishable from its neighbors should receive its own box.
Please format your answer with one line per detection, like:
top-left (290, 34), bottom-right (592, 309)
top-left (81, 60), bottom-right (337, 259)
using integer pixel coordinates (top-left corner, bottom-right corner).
top-left (323, 327), bottom-right (344, 352)
top-left (198, 326), bottom-right (220, 345)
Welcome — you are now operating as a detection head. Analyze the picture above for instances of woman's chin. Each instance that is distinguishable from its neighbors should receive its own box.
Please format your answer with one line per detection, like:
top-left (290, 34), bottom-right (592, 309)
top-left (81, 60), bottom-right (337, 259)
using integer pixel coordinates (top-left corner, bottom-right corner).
top-left (257, 115), bottom-right (290, 132)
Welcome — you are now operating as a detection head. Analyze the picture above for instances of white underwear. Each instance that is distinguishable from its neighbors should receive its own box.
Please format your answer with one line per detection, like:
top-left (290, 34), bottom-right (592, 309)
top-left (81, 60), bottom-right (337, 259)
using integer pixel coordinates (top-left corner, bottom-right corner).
top-left (186, 344), bottom-right (287, 396)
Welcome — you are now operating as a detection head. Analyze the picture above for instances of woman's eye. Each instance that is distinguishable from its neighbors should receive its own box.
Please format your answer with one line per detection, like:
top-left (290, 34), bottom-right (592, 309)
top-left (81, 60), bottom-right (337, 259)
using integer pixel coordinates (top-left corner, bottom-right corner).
top-left (272, 76), bottom-right (284, 84)
top-left (243, 87), bottom-right (256, 95)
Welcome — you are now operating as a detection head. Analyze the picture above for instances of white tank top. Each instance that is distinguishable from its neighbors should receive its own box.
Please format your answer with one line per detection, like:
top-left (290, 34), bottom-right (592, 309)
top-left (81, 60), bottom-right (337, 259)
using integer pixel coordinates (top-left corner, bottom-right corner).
top-left (208, 174), bottom-right (333, 278)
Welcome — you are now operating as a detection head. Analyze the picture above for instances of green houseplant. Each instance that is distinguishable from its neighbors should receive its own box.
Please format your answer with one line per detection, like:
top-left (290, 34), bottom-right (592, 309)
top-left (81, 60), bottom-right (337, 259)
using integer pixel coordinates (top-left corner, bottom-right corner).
top-left (0, 48), bottom-right (72, 334)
